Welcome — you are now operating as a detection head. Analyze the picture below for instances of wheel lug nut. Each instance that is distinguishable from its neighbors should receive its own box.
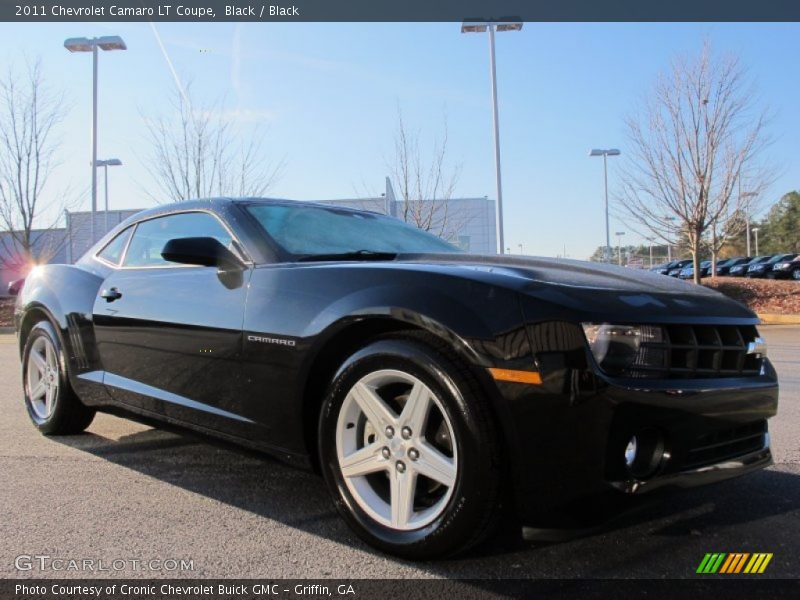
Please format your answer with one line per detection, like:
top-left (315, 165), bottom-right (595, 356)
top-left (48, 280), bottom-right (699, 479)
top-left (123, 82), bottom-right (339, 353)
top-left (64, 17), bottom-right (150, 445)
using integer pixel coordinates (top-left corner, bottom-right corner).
top-left (396, 461), bottom-right (406, 473)
top-left (381, 447), bottom-right (391, 459)
top-left (384, 426), bottom-right (395, 439)
top-left (408, 448), bottom-right (419, 461)
top-left (401, 426), bottom-right (412, 440)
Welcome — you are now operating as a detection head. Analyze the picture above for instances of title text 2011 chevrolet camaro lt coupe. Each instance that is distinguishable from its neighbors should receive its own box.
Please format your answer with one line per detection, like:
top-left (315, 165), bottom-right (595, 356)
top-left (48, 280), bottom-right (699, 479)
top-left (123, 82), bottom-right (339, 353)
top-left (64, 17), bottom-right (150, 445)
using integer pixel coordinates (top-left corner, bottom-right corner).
top-left (13, 199), bottom-right (778, 559)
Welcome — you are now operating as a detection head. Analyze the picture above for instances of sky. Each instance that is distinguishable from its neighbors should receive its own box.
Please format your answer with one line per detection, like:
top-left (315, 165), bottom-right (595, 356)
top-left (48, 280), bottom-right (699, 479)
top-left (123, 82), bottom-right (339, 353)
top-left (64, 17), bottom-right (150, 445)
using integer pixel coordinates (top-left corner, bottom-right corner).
top-left (0, 21), bottom-right (798, 259)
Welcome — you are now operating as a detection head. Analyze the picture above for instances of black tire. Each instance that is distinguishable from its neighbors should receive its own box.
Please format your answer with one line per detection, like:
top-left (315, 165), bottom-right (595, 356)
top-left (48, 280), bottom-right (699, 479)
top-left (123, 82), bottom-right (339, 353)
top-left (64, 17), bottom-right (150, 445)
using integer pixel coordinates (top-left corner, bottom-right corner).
top-left (318, 333), bottom-right (503, 559)
top-left (21, 320), bottom-right (95, 435)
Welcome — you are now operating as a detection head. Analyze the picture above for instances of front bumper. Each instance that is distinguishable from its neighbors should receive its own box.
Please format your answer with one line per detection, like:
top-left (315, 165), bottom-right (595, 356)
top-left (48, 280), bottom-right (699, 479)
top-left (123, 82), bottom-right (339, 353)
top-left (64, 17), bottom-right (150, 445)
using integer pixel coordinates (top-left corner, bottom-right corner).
top-left (609, 442), bottom-right (771, 495)
top-left (495, 322), bottom-right (779, 524)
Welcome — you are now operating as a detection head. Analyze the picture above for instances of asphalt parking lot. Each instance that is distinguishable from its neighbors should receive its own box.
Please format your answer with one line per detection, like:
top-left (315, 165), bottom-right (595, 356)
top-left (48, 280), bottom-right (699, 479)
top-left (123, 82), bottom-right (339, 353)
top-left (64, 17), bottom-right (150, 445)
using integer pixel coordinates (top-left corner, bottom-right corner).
top-left (0, 326), bottom-right (798, 580)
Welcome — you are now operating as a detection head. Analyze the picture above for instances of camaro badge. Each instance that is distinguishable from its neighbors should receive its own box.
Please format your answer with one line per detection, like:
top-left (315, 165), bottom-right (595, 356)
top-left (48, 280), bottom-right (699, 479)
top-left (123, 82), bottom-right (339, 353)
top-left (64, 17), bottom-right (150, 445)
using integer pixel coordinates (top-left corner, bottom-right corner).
top-left (696, 553), bottom-right (773, 574)
top-left (247, 335), bottom-right (296, 347)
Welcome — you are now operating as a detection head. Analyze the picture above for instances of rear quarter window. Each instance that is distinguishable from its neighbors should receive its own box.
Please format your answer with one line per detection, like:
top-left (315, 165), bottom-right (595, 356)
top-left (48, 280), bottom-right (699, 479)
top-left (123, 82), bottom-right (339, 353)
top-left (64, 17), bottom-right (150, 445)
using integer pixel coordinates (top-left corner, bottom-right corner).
top-left (96, 227), bottom-right (133, 266)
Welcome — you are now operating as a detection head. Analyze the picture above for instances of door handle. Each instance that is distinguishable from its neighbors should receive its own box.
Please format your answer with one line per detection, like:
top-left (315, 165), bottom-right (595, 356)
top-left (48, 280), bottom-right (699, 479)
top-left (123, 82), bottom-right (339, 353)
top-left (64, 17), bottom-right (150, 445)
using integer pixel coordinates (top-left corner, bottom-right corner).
top-left (100, 287), bottom-right (122, 302)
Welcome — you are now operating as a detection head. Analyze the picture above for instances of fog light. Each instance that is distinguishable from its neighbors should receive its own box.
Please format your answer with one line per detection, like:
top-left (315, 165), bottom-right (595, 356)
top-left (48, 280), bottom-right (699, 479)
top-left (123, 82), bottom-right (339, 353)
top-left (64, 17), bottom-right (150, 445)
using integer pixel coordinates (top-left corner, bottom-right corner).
top-left (623, 428), bottom-right (665, 480)
top-left (624, 436), bottom-right (638, 467)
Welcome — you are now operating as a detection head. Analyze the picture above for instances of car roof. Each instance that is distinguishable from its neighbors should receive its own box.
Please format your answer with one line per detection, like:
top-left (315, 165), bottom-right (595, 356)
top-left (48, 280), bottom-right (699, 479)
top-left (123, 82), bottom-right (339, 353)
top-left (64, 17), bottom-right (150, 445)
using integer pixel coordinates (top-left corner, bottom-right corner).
top-left (112, 197), bottom-right (386, 231)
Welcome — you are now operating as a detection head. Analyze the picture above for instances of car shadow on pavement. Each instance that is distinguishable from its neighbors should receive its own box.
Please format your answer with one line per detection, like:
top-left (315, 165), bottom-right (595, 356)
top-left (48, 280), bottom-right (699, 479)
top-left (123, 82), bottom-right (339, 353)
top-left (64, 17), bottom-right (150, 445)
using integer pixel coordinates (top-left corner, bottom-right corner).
top-left (50, 423), bottom-right (800, 577)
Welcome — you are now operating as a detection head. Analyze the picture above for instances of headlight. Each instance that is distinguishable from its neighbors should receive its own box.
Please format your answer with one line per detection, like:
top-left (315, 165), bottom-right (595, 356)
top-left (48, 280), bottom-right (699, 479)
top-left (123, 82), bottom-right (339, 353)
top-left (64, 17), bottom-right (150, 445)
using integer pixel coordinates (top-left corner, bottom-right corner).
top-left (581, 324), bottom-right (642, 375)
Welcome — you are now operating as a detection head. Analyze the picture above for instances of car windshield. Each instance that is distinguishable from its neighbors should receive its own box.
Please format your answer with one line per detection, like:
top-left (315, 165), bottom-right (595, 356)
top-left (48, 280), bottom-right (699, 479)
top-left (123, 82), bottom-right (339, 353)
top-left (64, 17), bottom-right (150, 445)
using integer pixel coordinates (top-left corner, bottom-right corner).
top-left (767, 254), bottom-right (795, 263)
top-left (245, 203), bottom-right (460, 257)
top-left (747, 256), bottom-right (769, 264)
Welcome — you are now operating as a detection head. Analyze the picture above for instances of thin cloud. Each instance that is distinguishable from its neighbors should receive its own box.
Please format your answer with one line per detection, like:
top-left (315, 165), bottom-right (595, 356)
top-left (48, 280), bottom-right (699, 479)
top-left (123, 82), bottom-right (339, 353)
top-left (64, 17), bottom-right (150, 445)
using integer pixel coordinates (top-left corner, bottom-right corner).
top-left (148, 21), bottom-right (191, 109)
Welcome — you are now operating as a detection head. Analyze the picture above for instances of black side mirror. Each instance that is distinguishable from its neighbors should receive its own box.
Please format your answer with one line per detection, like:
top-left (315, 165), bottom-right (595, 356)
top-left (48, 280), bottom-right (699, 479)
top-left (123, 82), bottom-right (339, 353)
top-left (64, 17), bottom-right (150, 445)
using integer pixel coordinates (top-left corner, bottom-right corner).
top-left (161, 237), bottom-right (243, 270)
top-left (7, 278), bottom-right (24, 296)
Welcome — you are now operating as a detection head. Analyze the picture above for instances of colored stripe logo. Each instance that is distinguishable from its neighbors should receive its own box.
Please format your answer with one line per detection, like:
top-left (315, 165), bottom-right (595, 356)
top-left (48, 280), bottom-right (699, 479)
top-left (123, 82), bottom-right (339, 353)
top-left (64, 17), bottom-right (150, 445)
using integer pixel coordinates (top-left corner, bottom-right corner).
top-left (697, 553), bottom-right (773, 574)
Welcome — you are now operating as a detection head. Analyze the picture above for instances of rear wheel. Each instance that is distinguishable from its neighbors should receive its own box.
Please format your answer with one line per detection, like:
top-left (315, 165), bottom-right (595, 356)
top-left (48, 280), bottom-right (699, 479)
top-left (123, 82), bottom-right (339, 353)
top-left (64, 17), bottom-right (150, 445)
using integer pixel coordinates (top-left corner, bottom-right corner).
top-left (22, 320), bottom-right (95, 434)
top-left (318, 334), bottom-right (502, 559)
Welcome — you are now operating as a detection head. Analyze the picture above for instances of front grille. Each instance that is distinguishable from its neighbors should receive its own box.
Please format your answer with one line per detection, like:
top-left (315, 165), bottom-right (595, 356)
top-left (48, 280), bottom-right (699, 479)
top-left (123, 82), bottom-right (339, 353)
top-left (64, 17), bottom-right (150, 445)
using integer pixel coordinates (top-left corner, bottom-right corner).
top-left (685, 420), bottom-right (768, 468)
top-left (626, 324), bottom-right (763, 379)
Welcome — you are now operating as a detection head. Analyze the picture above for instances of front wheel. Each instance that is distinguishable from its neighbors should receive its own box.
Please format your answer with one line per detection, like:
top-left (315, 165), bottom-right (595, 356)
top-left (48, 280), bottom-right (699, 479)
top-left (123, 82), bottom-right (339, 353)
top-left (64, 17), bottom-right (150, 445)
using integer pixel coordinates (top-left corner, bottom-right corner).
top-left (318, 334), bottom-right (503, 559)
top-left (22, 320), bottom-right (95, 434)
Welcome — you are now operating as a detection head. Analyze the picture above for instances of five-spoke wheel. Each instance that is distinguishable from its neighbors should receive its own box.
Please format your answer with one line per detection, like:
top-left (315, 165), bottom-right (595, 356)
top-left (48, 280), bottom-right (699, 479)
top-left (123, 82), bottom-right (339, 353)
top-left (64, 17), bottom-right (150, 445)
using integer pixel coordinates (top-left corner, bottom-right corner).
top-left (319, 334), bottom-right (501, 559)
top-left (22, 320), bottom-right (95, 434)
top-left (26, 335), bottom-right (60, 421)
top-left (336, 369), bottom-right (458, 530)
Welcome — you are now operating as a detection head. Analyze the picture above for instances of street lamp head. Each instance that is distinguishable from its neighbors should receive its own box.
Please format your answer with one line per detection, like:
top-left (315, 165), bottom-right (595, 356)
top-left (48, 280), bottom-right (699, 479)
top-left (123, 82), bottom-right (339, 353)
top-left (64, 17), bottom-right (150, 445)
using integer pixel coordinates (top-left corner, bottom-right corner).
top-left (64, 36), bottom-right (127, 53)
top-left (496, 21), bottom-right (523, 32)
top-left (461, 19), bottom-right (522, 33)
top-left (95, 158), bottom-right (122, 167)
top-left (64, 37), bottom-right (94, 52)
top-left (590, 148), bottom-right (621, 157)
top-left (606, 149), bottom-right (621, 156)
top-left (616, 231), bottom-right (626, 236)
top-left (97, 36), bottom-right (127, 51)
top-left (752, 227), bottom-right (760, 233)
top-left (461, 21), bottom-right (488, 33)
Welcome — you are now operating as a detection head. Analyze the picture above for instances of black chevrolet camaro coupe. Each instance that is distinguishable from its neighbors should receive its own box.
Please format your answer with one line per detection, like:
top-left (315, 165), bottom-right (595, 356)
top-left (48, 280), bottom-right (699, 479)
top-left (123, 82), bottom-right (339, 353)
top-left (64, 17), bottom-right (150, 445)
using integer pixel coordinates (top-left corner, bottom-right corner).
top-left (13, 199), bottom-right (778, 559)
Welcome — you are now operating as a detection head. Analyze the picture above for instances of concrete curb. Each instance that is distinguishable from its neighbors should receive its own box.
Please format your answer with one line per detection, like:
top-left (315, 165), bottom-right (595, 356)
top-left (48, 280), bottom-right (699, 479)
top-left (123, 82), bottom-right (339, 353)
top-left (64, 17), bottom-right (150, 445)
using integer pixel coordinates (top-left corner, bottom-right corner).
top-left (758, 314), bottom-right (800, 325)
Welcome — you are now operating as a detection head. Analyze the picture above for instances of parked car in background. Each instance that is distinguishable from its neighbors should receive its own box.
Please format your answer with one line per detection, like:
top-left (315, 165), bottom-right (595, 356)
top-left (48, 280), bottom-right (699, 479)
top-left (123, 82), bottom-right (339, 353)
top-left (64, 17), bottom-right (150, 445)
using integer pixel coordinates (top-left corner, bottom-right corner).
top-left (771, 255), bottom-right (800, 280)
top-left (729, 256), bottom-right (771, 277)
top-left (651, 260), bottom-right (682, 275)
top-left (679, 260), bottom-right (711, 280)
top-left (665, 259), bottom-right (692, 277)
top-left (716, 257), bottom-right (751, 276)
top-left (747, 254), bottom-right (798, 278)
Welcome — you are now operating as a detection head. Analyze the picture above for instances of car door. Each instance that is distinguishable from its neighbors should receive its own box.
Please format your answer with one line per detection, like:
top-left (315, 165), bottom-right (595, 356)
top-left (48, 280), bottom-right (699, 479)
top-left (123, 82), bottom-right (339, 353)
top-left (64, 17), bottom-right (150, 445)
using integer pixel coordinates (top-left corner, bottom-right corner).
top-left (92, 210), bottom-right (257, 436)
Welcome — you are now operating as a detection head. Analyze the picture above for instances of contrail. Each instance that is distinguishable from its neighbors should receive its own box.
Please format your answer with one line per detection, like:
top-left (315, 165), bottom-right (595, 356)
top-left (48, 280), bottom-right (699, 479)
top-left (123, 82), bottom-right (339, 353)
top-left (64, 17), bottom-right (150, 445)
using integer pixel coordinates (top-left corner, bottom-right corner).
top-left (148, 21), bottom-right (191, 109)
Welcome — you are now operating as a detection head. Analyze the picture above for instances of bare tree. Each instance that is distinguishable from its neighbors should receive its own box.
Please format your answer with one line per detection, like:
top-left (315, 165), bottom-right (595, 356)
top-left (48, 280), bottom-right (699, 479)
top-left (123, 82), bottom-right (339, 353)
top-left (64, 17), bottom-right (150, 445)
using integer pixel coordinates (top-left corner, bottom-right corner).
top-left (390, 109), bottom-right (466, 241)
top-left (0, 59), bottom-right (70, 271)
top-left (143, 86), bottom-right (282, 203)
top-left (617, 41), bottom-right (772, 283)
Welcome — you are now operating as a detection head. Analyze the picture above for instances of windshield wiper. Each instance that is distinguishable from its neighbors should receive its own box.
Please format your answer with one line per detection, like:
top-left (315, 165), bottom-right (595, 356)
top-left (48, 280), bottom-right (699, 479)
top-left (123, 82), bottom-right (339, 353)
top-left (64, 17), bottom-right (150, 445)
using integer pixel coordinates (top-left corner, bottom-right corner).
top-left (296, 250), bottom-right (398, 262)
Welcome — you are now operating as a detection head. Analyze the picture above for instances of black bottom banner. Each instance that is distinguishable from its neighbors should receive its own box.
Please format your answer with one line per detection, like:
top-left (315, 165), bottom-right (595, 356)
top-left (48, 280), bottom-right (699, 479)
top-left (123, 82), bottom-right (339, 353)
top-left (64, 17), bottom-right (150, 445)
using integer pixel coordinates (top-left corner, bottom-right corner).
top-left (3, 579), bottom-right (800, 600)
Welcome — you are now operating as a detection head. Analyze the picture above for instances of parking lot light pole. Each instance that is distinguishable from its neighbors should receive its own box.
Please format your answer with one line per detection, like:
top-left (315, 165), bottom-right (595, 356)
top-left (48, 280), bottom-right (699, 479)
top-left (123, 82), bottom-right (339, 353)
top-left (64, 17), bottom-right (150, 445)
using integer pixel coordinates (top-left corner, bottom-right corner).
top-left (752, 227), bottom-right (760, 255)
top-left (462, 19), bottom-right (522, 255)
top-left (589, 149), bottom-right (621, 262)
top-left (95, 158), bottom-right (122, 234)
top-left (64, 35), bottom-right (127, 245)
top-left (615, 231), bottom-right (625, 266)
top-left (740, 190), bottom-right (757, 256)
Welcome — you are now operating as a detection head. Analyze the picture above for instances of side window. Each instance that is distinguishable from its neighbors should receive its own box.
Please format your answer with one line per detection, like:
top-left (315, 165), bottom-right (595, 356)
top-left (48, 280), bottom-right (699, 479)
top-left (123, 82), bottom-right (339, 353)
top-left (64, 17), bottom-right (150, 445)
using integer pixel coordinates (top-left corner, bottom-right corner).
top-left (97, 227), bottom-right (133, 266)
top-left (123, 212), bottom-right (233, 268)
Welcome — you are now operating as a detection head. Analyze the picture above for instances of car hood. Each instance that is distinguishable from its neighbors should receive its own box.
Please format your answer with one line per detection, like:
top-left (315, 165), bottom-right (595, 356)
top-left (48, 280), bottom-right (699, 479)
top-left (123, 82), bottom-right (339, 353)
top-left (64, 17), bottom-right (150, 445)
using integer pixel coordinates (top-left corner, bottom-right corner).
top-left (396, 253), bottom-right (757, 322)
top-left (399, 254), bottom-right (709, 292)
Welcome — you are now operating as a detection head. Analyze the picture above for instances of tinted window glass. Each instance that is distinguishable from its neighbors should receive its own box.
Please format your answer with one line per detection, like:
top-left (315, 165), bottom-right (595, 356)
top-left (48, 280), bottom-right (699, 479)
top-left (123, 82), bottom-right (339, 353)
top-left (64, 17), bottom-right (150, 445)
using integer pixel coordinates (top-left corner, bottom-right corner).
top-left (123, 212), bottom-right (233, 268)
top-left (97, 227), bottom-right (133, 266)
top-left (246, 204), bottom-right (459, 256)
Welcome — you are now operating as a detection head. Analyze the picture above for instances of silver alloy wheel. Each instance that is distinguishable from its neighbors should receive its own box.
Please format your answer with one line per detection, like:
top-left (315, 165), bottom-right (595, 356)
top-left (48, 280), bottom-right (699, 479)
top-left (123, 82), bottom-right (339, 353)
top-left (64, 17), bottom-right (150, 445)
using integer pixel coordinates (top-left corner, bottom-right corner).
top-left (26, 335), bottom-right (59, 420)
top-left (336, 369), bottom-right (458, 531)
